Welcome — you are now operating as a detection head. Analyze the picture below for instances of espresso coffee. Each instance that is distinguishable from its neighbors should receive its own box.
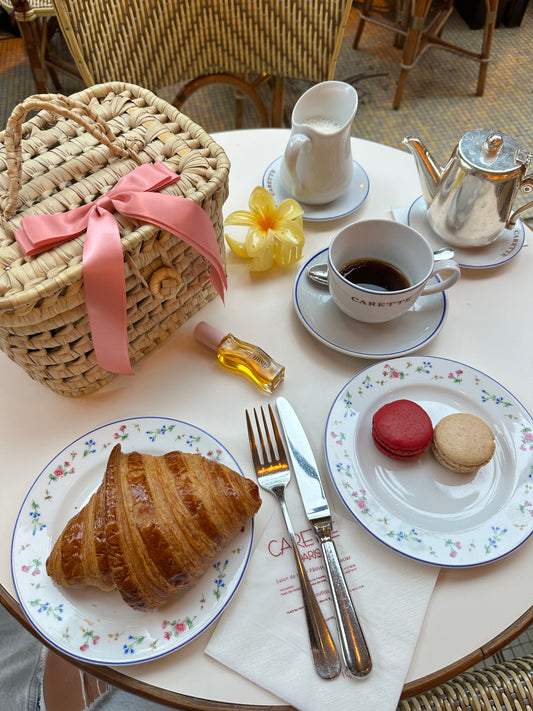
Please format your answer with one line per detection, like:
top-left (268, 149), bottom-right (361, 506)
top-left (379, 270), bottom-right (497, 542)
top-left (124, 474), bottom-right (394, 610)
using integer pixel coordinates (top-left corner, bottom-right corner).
top-left (340, 258), bottom-right (410, 292)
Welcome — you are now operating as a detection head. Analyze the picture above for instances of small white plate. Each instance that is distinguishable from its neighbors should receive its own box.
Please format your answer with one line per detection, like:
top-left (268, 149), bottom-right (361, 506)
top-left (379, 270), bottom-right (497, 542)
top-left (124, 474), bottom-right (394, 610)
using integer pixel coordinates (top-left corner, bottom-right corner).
top-left (294, 249), bottom-right (448, 358)
top-left (325, 356), bottom-right (533, 567)
top-left (11, 417), bottom-right (254, 665)
top-left (408, 195), bottom-right (525, 269)
top-left (262, 156), bottom-right (370, 221)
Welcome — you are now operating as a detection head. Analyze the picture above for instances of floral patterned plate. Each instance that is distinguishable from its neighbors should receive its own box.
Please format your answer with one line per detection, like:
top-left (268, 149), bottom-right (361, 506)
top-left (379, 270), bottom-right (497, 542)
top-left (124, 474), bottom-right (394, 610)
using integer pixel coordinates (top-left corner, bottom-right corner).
top-left (325, 357), bottom-right (533, 567)
top-left (11, 417), bottom-right (255, 665)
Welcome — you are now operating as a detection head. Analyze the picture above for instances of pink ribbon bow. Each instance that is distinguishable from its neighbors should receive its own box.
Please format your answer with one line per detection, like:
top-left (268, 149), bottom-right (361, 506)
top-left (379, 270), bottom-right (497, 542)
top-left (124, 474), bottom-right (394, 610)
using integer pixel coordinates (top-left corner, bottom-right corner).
top-left (15, 162), bottom-right (227, 376)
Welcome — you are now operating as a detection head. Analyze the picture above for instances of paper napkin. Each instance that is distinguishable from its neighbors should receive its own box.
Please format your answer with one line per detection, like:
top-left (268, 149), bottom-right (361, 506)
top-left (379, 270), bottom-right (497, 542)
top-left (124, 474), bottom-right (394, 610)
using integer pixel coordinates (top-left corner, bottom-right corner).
top-left (392, 207), bottom-right (410, 225)
top-left (206, 507), bottom-right (439, 711)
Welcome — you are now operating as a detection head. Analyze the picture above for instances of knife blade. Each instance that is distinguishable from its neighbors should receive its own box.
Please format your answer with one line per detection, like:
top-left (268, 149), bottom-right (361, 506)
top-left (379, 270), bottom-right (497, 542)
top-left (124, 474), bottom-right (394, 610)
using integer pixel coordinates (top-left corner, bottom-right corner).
top-left (276, 396), bottom-right (372, 677)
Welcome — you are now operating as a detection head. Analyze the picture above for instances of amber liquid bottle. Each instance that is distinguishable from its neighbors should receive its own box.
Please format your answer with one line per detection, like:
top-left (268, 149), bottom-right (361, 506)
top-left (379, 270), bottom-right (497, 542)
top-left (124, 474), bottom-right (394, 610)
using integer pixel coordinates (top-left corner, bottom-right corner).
top-left (194, 322), bottom-right (285, 393)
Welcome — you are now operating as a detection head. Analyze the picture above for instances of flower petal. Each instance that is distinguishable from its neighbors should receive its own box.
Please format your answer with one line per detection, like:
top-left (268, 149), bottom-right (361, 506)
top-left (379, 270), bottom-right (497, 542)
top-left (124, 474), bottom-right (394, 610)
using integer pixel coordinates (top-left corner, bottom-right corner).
top-left (248, 186), bottom-right (276, 215)
top-left (274, 239), bottom-right (304, 266)
top-left (249, 246), bottom-right (274, 271)
top-left (246, 226), bottom-right (273, 256)
top-left (225, 232), bottom-right (249, 258)
top-left (275, 198), bottom-right (304, 222)
top-left (273, 222), bottom-right (305, 248)
top-left (224, 210), bottom-right (257, 227)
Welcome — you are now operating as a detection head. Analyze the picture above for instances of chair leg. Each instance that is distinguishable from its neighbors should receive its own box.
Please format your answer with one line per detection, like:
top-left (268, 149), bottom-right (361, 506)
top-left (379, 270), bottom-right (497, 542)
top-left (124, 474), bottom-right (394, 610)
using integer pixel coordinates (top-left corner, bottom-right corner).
top-left (235, 80), bottom-right (246, 129)
top-left (476, 0), bottom-right (497, 96)
top-left (393, 67), bottom-right (409, 109)
top-left (355, 0), bottom-right (497, 108)
top-left (393, 0), bottom-right (432, 109)
top-left (18, 19), bottom-right (50, 93)
top-left (42, 17), bottom-right (68, 91)
top-left (44, 63), bottom-right (63, 91)
top-left (353, 15), bottom-right (366, 49)
top-left (271, 76), bottom-right (284, 127)
top-left (353, 0), bottom-right (374, 49)
top-left (394, 0), bottom-right (410, 48)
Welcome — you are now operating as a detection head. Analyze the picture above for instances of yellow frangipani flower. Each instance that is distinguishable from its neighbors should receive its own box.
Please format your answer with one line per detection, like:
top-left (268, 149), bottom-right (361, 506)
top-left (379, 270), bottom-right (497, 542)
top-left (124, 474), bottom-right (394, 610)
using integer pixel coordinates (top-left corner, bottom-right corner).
top-left (224, 186), bottom-right (305, 271)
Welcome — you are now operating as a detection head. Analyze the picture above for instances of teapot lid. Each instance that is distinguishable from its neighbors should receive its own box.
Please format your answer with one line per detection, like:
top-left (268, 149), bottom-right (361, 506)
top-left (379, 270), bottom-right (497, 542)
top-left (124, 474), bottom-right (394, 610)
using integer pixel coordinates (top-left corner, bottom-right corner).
top-left (459, 129), bottom-right (530, 175)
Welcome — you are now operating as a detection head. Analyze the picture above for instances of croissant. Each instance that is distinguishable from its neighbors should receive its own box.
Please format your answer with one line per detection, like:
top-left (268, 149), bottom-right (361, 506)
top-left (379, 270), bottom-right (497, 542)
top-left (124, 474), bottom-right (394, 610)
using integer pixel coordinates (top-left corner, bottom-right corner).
top-left (46, 444), bottom-right (261, 611)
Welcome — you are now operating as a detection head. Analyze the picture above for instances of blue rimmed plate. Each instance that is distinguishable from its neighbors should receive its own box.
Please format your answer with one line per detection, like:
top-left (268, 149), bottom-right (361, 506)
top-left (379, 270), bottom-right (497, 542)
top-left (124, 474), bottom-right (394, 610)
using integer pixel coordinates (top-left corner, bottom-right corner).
top-left (325, 357), bottom-right (533, 567)
top-left (12, 417), bottom-right (254, 664)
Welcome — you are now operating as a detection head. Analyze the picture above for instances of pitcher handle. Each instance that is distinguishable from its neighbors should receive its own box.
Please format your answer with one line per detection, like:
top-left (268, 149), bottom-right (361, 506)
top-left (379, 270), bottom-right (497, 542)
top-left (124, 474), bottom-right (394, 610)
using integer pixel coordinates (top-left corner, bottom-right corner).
top-left (282, 133), bottom-right (311, 193)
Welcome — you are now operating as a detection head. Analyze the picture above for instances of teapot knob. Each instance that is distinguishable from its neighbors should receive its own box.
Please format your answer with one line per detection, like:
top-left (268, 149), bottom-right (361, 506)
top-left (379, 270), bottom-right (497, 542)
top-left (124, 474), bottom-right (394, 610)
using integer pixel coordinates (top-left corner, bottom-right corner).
top-left (482, 132), bottom-right (503, 158)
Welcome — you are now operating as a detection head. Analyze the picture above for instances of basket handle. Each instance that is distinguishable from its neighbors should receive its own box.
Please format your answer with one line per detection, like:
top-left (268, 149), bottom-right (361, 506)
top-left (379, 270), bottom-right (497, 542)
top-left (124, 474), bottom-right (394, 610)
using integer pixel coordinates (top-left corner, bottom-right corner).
top-left (2, 93), bottom-right (142, 220)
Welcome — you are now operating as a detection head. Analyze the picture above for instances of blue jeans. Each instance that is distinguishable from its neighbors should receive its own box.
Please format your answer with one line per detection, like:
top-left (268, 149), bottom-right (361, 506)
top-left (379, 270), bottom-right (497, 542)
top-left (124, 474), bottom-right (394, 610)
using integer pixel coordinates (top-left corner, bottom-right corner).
top-left (0, 604), bottom-right (181, 710)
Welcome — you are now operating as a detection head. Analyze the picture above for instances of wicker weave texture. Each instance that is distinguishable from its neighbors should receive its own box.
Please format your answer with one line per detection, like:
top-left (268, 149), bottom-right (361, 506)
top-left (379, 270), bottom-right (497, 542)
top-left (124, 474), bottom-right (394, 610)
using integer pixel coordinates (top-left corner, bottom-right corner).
top-left (51, 0), bottom-right (352, 90)
top-left (399, 655), bottom-right (533, 711)
top-left (0, 0), bottom-right (54, 20)
top-left (0, 82), bottom-right (229, 396)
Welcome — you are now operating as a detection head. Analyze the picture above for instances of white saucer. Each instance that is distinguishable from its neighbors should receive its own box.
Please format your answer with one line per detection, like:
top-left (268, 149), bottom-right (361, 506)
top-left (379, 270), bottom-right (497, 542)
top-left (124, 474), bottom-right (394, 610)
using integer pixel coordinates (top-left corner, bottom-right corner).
top-left (407, 195), bottom-right (525, 269)
top-left (262, 156), bottom-right (370, 222)
top-left (294, 249), bottom-right (448, 358)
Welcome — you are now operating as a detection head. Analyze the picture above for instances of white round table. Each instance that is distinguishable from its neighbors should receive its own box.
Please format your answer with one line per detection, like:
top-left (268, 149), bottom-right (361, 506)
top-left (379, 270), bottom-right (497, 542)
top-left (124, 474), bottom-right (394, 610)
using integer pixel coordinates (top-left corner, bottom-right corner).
top-left (1, 129), bottom-right (531, 709)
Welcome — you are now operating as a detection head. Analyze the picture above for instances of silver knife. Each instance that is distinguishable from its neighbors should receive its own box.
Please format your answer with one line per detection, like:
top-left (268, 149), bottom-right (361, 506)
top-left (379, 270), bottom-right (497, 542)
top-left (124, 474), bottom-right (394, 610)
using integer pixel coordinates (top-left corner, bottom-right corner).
top-left (276, 396), bottom-right (372, 678)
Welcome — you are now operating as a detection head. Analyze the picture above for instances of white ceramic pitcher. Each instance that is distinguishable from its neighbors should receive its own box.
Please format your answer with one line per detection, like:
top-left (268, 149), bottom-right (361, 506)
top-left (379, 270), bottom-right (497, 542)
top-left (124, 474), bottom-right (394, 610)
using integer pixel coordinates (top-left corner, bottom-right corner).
top-left (280, 81), bottom-right (358, 205)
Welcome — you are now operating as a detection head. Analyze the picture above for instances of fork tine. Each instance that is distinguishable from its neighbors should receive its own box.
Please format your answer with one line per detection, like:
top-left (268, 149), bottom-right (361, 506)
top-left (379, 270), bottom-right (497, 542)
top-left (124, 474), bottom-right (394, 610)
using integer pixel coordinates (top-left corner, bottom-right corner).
top-left (246, 405), bottom-right (287, 469)
top-left (259, 406), bottom-right (276, 462)
top-left (245, 409), bottom-right (262, 471)
top-left (266, 403), bottom-right (288, 467)
top-left (254, 408), bottom-right (270, 464)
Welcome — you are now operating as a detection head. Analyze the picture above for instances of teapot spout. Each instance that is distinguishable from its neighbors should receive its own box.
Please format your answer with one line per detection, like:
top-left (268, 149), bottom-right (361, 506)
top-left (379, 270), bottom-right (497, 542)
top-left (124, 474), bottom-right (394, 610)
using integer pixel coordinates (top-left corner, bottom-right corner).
top-left (402, 136), bottom-right (442, 204)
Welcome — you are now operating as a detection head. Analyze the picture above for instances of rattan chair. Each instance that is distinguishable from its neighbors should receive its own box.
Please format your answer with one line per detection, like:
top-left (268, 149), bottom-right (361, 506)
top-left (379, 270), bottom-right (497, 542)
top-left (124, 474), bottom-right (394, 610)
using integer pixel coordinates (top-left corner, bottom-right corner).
top-left (353, 0), bottom-right (498, 109)
top-left (0, 0), bottom-right (78, 92)
top-left (49, 0), bottom-right (353, 127)
top-left (399, 654), bottom-right (533, 711)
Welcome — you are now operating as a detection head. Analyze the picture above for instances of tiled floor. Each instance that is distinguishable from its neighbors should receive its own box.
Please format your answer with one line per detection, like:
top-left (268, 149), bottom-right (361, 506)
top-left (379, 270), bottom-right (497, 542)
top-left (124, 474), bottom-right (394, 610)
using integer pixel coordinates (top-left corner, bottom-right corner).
top-left (489, 624), bottom-right (533, 666)
top-left (2, 2), bottom-right (533, 167)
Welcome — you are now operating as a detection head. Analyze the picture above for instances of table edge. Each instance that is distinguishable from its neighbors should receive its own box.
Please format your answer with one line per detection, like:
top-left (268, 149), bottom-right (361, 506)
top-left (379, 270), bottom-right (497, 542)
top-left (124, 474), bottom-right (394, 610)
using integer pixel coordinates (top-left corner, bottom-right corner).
top-left (0, 584), bottom-right (293, 710)
top-left (2, 582), bottom-right (531, 708)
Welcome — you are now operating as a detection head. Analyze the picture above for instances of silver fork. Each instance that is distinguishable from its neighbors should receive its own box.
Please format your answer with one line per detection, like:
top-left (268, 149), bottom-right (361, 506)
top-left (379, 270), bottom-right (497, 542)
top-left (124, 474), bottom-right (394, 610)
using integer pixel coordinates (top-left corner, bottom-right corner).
top-left (245, 405), bottom-right (341, 680)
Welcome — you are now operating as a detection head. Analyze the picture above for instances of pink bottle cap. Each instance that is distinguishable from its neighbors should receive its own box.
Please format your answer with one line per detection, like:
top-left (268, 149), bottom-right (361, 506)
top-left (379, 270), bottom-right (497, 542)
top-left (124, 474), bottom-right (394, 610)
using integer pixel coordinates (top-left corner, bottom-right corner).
top-left (193, 321), bottom-right (225, 352)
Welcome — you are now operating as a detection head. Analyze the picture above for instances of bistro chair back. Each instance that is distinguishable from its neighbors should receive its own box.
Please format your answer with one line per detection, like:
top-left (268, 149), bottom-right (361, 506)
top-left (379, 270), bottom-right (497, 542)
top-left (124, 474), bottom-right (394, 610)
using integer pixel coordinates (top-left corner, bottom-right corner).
top-left (50, 0), bottom-right (353, 127)
top-left (399, 654), bottom-right (533, 711)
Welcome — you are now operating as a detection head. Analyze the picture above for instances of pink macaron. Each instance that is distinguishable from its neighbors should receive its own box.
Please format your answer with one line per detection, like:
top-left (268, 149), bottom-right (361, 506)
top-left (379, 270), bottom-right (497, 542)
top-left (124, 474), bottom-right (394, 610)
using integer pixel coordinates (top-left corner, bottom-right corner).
top-left (372, 399), bottom-right (433, 460)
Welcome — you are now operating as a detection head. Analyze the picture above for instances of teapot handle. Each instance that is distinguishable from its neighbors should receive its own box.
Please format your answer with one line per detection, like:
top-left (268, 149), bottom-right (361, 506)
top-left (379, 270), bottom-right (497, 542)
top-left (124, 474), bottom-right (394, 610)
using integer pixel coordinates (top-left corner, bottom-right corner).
top-left (508, 173), bottom-right (533, 227)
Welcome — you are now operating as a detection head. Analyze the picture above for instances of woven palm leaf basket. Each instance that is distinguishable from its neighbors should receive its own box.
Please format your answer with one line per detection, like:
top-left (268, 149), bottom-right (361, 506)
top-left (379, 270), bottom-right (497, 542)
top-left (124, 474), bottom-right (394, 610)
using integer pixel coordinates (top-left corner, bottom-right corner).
top-left (0, 82), bottom-right (229, 397)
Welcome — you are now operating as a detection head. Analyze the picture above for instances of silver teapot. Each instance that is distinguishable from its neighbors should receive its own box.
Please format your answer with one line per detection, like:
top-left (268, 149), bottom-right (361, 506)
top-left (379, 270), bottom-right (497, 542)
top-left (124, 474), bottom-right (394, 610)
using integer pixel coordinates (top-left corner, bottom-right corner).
top-left (403, 130), bottom-right (533, 247)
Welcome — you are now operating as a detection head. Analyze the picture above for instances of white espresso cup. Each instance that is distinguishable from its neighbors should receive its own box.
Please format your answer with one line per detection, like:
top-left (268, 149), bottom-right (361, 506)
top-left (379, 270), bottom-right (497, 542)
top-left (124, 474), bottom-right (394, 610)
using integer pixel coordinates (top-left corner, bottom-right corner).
top-left (279, 81), bottom-right (358, 205)
top-left (328, 219), bottom-right (461, 323)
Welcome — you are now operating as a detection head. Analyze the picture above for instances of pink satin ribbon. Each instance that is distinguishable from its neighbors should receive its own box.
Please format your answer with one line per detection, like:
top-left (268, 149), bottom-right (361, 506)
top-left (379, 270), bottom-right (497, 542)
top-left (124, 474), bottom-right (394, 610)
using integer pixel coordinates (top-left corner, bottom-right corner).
top-left (15, 162), bottom-right (227, 376)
